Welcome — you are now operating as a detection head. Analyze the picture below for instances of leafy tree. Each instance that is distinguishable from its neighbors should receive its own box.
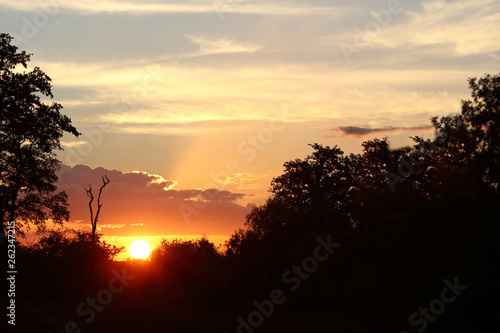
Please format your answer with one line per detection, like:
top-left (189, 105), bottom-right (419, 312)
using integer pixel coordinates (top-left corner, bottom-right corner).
top-left (433, 73), bottom-right (500, 193)
top-left (26, 229), bottom-right (123, 261)
top-left (244, 144), bottom-right (359, 249)
top-left (151, 236), bottom-right (219, 265)
top-left (0, 33), bottom-right (79, 235)
top-left (17, 229), bottom-right (123, 298)
top-left (354, 138), bottom-right (404, 230)
top-left (224, 228), bottom-right (261, 257)
top-left (150, 236), bottom-right (222, 288)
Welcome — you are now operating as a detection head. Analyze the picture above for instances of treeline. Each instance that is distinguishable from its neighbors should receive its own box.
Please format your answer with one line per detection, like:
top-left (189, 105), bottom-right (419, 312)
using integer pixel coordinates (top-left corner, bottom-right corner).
top-left (15, 73), bottom-right (500, 332)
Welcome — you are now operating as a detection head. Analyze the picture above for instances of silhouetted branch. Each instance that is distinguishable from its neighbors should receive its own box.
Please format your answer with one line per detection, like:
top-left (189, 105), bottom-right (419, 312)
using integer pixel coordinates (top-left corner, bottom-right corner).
top-left (84, 175), bottom-right (110, 246)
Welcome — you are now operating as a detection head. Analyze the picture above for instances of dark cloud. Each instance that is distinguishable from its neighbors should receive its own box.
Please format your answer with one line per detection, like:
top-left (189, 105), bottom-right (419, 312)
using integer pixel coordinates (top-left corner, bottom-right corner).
top-left (323, 125), bottom-right (433, 138)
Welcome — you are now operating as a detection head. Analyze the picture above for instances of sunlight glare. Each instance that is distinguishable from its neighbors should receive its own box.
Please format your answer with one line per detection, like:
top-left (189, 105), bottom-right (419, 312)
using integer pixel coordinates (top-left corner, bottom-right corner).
top-left (130, 240), bottom-right (152, 259)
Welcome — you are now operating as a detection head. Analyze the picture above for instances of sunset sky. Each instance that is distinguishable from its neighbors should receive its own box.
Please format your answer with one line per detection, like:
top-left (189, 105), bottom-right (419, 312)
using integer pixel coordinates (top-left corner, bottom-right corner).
top-left (1, 0), bottom-right (499, 259)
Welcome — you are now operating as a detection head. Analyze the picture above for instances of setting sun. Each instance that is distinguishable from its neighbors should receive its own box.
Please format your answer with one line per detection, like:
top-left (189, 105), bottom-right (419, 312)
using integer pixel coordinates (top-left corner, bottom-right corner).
top-left (129, 240), bottom-right (152, 259)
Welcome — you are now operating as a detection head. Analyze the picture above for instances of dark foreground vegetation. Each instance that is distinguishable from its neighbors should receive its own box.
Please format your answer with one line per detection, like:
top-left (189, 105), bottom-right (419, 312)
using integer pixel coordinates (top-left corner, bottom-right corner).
top-left (11, 73), bottom-right (500, 333)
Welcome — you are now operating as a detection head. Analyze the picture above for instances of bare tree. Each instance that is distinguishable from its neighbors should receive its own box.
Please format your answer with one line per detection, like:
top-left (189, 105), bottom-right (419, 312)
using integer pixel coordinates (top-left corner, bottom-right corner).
top-left (85, 175), bottom-right (110, 245)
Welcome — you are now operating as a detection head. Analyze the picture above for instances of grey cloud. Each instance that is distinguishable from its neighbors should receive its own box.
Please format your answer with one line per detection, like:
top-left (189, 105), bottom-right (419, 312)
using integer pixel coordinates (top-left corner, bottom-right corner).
top-left (323, 124), bottom-right (433, 138)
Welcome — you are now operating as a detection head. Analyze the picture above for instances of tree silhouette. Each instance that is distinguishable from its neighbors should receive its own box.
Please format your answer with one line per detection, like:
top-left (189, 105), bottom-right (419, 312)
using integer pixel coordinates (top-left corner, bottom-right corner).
top-left (0, 33), bottom-right (80, 236)
top-left (85, 175), bottom-right (110, 246)
top-left (433, 73), bottom-right (500, 194)
top-left (17, 229), bottom-right (123, 299)
top-left (249, 144), bottom-right (358, 241)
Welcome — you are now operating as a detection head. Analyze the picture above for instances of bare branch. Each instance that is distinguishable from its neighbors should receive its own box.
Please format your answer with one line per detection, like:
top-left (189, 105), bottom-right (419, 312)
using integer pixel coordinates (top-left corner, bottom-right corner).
top-left (84, 175), bottom-right (110, 246)
top-left (85, 185), bottom-right (94, 231)
top-left (94, 175), bottom-right (110, 226)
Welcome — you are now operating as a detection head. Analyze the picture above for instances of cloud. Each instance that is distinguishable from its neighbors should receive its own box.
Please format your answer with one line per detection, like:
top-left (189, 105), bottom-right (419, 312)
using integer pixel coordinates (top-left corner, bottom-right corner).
top-left (0, 0), bottom-right (341, 16)
top-left (131, 170), bottom-right (177, 190)
top-left (216, 172), bottom-right (268, 190)
top-left (362, 0), bottom-right (500, 56)
top-left (185, 35), bottom-right (262, 56)
top-left (48, 56), bottom-right (465, 136)
top-left (97, 224), bottom-right (126, 231)
top-left (55, 164), bottom-right (251, 236)
top-left (323, 124), bottom-right (433, 138)
top-left (61, 140), bottom-right (88, 148)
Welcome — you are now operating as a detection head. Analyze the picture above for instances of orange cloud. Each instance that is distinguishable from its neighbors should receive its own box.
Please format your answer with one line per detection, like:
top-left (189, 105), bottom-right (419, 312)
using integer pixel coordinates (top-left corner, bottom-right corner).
top-left (216, 172), bottom-right (269, 190)
top-left (55, 165), bottom-right (251, 237)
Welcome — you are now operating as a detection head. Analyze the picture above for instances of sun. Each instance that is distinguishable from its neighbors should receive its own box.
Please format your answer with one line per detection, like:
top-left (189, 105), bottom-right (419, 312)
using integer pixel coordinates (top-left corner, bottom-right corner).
top-left (130, 240), bottom-right (152, 259)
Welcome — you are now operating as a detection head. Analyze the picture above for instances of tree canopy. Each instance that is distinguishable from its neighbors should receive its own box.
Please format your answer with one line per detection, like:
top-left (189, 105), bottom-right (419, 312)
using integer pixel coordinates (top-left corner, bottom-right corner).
top-left (0, 33), bottom-right (79, 235)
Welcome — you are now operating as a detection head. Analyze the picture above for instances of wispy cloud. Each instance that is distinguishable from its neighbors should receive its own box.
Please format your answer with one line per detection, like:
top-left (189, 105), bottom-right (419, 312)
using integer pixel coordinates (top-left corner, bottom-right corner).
top-left (0, 0), bottom-right (341, 16)
top-left (186, 35), bottom-right (262, 56)
top-left (61, 140), bottom-right (88, 148)
top-left (97, 224), bottom-right (126, 231)
top-left (364, 0), bottom-right (500, 55)
top-left (215, 172), bottom-right (268, 189)
top-left (35, 54), bottom-right (470, 137)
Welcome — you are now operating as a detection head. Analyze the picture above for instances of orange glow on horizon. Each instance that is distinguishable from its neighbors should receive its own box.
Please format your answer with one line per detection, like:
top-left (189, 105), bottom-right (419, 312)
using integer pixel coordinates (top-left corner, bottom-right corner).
top-left (104, 234), bottom-right (229, 261)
